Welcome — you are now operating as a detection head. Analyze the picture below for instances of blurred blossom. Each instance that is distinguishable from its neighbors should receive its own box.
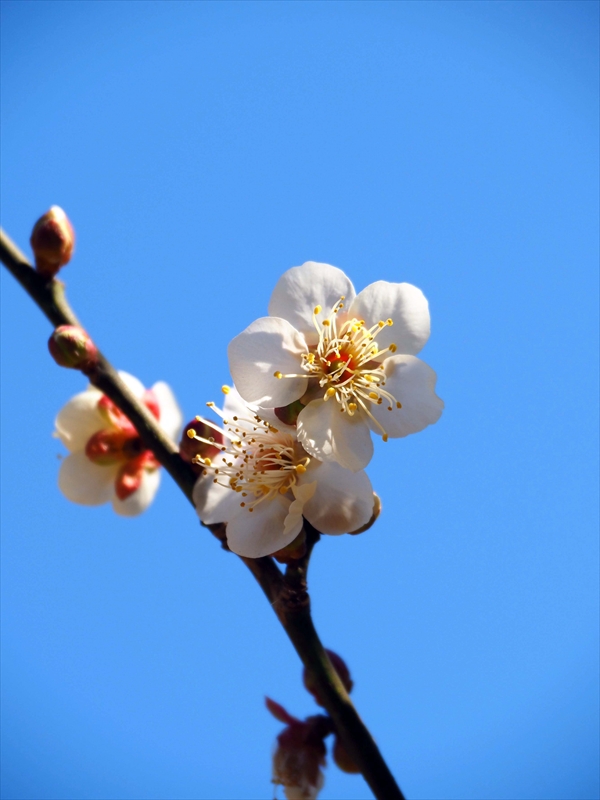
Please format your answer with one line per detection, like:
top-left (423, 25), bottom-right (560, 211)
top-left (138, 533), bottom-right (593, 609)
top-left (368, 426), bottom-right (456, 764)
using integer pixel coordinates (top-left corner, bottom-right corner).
top-left (55, 372), bottom-right (182, 516)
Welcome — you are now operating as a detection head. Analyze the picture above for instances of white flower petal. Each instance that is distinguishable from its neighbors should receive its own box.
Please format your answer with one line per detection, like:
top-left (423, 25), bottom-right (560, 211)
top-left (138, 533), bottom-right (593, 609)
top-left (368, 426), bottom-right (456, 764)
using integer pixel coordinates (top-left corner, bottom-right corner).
top-left (54, 387), bottom-right (105, 451)
top-left (297, 399), bottom-right (374, 472)
top-left (348, 281), bottom-right (430, 355)
top-left (117, 371), bottom-right (146, 399)
top-left (286, 481), bottom-right (317, 536)
top-left (228, 317), bottom-right (308, 407)
top-left (225, 493), bottom-right (300, 558)
top-left (223, 386), bottom-right (255, 419)
top-left (268, 261), bottom-right (356, 340)
top-left (151, 381), bottom-right (183, 441)
top-left (368, 354), bottom-right (444, 438)
top-left (299, 460), bottom-right (374, 535)
top-left (192, 465), bottom-right (242, 525)
top-left (58, 451), bottom-right (117, 505)
top-left (112, 467), bottom-right (161, 517)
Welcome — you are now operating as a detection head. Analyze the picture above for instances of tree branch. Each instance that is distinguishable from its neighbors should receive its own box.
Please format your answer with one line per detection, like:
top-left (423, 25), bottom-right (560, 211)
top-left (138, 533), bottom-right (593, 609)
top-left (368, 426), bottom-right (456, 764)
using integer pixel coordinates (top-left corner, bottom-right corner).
top-left (1, 226), bottom-right (406, 800)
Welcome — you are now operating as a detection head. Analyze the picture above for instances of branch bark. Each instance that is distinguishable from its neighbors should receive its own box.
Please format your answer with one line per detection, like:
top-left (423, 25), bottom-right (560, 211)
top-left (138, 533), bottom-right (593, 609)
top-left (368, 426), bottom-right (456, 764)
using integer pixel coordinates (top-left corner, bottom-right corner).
top-left (1, 227), bottom-right (406, 800)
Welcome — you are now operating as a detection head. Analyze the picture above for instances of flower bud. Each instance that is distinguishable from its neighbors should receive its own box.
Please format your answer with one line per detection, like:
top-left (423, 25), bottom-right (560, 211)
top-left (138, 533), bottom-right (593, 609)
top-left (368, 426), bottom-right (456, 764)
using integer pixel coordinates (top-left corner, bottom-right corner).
top-left (179, 417), bottom-right (224, 473)
top-left (303, 650), bottom-right (353, 707)
top-left (272, 529), bottom-right (307, 564)
top-left (48, 326), bottom-right (99, 372)
top-left (332, 736), bottom-right (360, 774)
top-left (30, 206), bottom-right (75, 278)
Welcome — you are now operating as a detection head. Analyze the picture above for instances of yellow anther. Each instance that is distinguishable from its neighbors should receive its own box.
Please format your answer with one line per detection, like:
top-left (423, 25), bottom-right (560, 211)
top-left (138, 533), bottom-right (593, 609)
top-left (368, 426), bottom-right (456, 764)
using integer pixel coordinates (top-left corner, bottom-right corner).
top-left (340, 295), bottom-right (345, 300)
top-left (369, 391), bottom-right (379, 400)
top-left (249, 507), bottom-right (254, 512)
top-left (325, 387), bottom-right (336, 399)
top-left (377, 398), bottom-right (383, 405)
top-left (221, 384), bottom-right (231, 394)
top-left (387, 318), bottom-right (394, 326)
top-left (186, 428), bottom-right (196, 439)
top-left (206, 401), bottom-right (215, 407)
top-left (195, 415), bottom-right (203, 421)
top-left (382, 434), bottom-right (389, 442)
top-left (348, 402), bottom-right (357, 411)
top-left (372, 343), bottom-right (379, 354)
top-left (389, 343), bottom-right (397, 353)
top-left (274, 371), bottom-right (283, 379)
top-left (279, 485), bottom-right (288, 494)
top-left (314, 305), bottom-right (322, 315)
top-left (338, 302), bottom-right (344, 308)
top-left (378, 320), bottom-right (385, 328)
top-left (295, 464), bottom-right (307, 474)
top-left (396, 401), bottom-right (402, 409)
top-left (307, 353), bottom-right (315, 363)
top-left (322, 319), bottom-right (330, 326)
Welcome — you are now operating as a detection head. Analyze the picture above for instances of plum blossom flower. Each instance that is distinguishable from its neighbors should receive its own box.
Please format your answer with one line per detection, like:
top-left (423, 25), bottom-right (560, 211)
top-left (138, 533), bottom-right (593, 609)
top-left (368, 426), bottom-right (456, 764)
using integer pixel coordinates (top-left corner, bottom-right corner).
top-left (228, 261), bottom-right (444, 472)
top-left (55, 372), bottom-right (182, 516)
top-left (266, 698), bottom-right (327, 800)
top-left (191, 388), bottom-right (375, 558)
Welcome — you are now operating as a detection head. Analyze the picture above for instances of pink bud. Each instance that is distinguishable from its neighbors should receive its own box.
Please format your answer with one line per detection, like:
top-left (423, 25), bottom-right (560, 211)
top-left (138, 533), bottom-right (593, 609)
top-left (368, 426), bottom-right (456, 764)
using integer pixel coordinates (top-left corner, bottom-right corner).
top-left (332, 736), bottom-right (360, 774)
top-left (179, 418), bottom-right (224, 474)
top-left (85, 429), bottom-right (132, 465)
top-left (115, 452), bottom-right (159, 500)
top-left (303, 650), bottom-right (353, 707)
top-left (48, 325), bottom-right (98, 372)
top-left (30, 206), bottom-right (75, 278)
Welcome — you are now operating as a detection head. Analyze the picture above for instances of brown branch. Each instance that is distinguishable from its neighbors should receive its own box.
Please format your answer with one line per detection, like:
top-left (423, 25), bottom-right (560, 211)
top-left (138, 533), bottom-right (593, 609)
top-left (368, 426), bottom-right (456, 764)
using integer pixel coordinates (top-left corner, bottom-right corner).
top-left (0, 227), bottom-right (406, 800)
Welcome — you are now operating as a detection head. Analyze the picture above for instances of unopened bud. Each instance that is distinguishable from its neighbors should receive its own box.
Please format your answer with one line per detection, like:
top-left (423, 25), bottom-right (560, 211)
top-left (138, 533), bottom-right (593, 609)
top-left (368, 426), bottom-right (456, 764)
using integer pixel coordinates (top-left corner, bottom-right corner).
top-left (332, 736), bottom-right (360, 774)
top-left (348, 493), bottom-right (381, 535)
top-left (303, 650), bottom-right (353, 707)
top-left (48, 326), bottom-right (98, 372)
top-left (30, 206), bottom-right (75, 278)
top-left (272, 529), bottom-right (307, 564)
top-left (179, 418), bottom-right (224, 473)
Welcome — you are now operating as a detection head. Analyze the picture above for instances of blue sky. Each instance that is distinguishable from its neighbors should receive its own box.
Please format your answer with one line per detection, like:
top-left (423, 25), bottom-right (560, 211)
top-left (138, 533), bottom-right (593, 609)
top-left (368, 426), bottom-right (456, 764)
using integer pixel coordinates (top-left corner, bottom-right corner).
top-left (1, 2), bottom-right (598, 799)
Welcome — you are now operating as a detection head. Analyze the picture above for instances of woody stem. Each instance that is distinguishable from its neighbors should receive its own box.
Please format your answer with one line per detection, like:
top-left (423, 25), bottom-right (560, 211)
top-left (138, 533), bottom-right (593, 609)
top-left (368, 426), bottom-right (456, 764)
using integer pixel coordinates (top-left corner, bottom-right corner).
top-left (0, 227), bottom-right (406, 800)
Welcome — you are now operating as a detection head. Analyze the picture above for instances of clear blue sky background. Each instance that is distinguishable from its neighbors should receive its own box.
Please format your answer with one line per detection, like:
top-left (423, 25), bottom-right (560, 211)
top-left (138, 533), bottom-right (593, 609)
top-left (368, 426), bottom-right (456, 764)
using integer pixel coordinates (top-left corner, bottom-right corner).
top-left (1, 2), bottom-right (598, 799)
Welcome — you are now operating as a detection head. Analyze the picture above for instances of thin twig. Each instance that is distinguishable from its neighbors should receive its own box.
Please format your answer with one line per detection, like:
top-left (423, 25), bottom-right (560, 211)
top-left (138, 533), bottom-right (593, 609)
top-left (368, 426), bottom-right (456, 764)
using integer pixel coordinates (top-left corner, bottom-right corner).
top-left (1, 227), bottom-right (406, 800)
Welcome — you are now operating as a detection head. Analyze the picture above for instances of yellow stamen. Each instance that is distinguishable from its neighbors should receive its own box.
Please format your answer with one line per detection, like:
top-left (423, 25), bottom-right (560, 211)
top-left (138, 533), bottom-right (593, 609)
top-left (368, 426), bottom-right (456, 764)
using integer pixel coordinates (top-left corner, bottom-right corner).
top-left (221, 385), bottom-right (231, 394)
top-left (389, 343), bottom-right (397, 352)
top-left (348, 402), bottom-right (357, 411)
top-left (274, 371), bottom-right (283, 379)
top-left (369, 392), bottom-right (378, 400)
top-left (186, 428), bottom-right (196, 439)
top-left (396, 401), bottom-right (402, 408)
top-left (387, 318), bottom-right (393, 326)
top-left (314, 305), bottom-right (322, 314)
top-left (325, 387), bottom-right (336, 399)
top-left (295, 464), bottom-right (307, 474)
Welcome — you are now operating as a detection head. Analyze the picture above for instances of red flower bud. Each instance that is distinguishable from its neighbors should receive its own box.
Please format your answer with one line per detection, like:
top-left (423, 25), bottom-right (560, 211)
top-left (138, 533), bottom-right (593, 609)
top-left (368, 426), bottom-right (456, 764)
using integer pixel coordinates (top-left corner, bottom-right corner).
top-left (48, 326), bottom-right (98, 372)
top-left (303, 650), bottom-right (353, 707)
top-left (85, 429), bottom-right (132, 465)
top-left (30, 206), bottom-right (75, 278)
top-left (179, 417), bottom-right (224, 474)
top-left (332, 736), bottom-right (360, 774)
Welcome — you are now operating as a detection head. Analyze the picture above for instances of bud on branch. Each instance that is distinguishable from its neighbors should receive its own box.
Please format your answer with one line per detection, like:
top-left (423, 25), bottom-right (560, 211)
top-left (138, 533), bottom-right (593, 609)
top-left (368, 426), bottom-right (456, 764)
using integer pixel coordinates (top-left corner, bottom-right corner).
top-left (48, 325), bottom-right (99, 373)
top-left (30, 206), bottom-right (75, 278)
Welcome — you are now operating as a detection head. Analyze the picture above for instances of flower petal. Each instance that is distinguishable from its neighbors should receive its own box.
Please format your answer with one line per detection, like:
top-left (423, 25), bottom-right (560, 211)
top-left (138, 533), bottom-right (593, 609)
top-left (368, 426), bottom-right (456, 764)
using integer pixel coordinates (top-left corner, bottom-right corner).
top-left (298, 460), bottom-right (374, 535)
top-left (55, 387), bottom-right (105, 451)
top-left (151, 381), bottom-right (183, 441)
top-left (222, 386), bottom-right (255, 419)
top-left (368, 354), bottom-right (444, 438)
top-left (58, 451), bottom-right (117, 505)
top-left (117, 371), bottom-right (146, 398)
top-left (112, 467), bottom-right (161, 516)
top-left (192, 465), bottom-right (242, 525)
top-left (286, 481), bottom-right (317, 536)
top-left (225, 493), bottom-right (300, 558)
top-left (296, 399), bottom-right (374, 472)
top-left (268, 262), bottom-right (356, 340)
top-left (348, 281), bottom-right (430, 355)
top-left (228, 317), bottom-right (308, 407)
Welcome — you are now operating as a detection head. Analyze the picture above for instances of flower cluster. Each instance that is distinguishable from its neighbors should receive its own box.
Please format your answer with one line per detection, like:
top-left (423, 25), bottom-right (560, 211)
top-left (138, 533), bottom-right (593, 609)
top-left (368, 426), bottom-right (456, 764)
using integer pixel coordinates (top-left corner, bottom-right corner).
top-left (56, 372), bottom-right (182, 516)
top-left (192, 261), bottom-right (442, 556)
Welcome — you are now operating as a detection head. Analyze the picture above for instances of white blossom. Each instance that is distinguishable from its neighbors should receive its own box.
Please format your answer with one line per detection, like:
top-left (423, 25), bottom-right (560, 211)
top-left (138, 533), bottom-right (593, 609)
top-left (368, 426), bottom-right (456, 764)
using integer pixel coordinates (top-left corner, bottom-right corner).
top-left (55, 372), bottom-right (182, 516)
top-left (228, 261), bottom-right (444, 472)
top-left (191, 388), bottom-right (374, 558)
